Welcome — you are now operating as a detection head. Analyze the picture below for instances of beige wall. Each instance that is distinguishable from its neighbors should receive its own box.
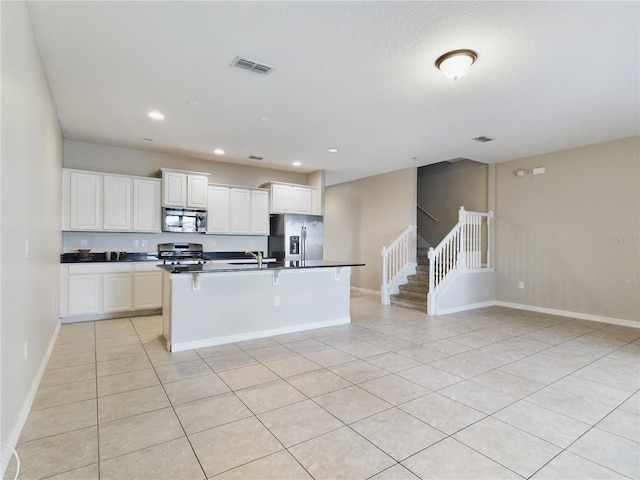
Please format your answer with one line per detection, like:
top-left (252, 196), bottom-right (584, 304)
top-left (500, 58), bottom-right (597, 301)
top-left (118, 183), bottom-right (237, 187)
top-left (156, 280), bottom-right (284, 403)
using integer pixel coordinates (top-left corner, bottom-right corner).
top-left (495, 136), bottom-right (639, 322)
top-left (417, 160), bottom-right (488, 246)
top-left (64, 139), bottom-right (309, 188)
top-left (325, 167), bottom-right (417, 293)
top-left (1, 1), bottom-right (63, 461)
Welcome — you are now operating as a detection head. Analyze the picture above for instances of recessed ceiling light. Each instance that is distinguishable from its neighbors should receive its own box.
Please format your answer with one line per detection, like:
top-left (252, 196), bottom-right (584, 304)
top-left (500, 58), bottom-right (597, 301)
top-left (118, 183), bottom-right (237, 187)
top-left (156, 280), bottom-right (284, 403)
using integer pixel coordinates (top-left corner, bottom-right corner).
top-left (213, 148), bottom-right (225, 155)
top-left (186, 98), bottom-right (199, 107)
top-left (140, 137), bottom-right (153, 143)
top-left (260, 116), bottom-right (271, 122)
top-left (292, 161), bottom-right (302, 167)
top-left (148, 110), bottom-right (165, 121)
top-left (328, 148), bottom-right (339, 153)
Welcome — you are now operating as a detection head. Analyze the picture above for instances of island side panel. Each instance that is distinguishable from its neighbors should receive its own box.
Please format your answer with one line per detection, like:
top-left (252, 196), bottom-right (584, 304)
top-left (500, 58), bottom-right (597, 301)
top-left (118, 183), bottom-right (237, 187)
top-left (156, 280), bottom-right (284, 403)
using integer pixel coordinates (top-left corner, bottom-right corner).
top-left (164, 267), bottom-right (351, 351)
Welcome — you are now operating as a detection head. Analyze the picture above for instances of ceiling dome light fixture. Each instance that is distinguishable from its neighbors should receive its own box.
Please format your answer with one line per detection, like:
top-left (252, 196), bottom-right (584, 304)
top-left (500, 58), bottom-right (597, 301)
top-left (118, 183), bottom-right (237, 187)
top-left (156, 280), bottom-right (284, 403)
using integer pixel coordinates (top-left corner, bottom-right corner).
top-left (435, 49), bottom-right (477, 80)
top-left (328, 148), bottom-right (339, 153)
top-left (292, 161), bottom-right (302, 167)
top-left (213, 148), bottom-right (225, 155)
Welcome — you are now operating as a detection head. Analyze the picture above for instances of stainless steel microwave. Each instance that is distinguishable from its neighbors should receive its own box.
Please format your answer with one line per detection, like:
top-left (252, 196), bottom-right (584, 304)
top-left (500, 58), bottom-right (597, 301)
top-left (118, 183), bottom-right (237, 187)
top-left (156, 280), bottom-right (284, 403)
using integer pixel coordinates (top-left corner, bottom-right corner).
top-left (162, 207), bottom-right (207, 233)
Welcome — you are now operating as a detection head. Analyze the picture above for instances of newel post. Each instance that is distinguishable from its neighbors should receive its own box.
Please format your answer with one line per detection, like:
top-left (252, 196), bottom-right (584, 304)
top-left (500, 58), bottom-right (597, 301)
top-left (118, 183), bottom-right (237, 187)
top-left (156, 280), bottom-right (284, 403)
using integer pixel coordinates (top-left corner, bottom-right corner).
top-left (487, 210), bottom-right (494, 268)
top-left (458, 206), bottom-right (466, 270)
top-left (381, 246), bottom-right (389, 305)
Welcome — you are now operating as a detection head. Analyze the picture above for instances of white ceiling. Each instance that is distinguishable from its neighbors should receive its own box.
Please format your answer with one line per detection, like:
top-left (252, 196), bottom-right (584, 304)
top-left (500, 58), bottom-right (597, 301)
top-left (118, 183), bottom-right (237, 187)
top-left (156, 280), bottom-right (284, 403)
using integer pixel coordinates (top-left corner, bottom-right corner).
top-left (26, 1), bottom-right (639, 186)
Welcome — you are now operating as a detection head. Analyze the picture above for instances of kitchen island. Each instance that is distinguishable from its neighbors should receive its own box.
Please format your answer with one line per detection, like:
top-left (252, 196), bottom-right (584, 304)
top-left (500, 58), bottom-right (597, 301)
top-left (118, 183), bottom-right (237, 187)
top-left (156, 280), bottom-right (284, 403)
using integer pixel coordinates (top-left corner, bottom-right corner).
top-left (159, 260), bottom-right (364, 352)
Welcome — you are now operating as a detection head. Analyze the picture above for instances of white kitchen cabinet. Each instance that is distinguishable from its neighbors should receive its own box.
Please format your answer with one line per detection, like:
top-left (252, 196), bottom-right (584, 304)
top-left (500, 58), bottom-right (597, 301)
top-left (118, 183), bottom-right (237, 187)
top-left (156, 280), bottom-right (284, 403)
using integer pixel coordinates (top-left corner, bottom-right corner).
top-left (161, 169), bottom-right (209, 208)
top-left (270, 183), bottom-right (293, 213)
top-left (293, 186), bottom-right (313, 214)
top-left (187, 175), bottom-right (208, 209)
top-left (62, 262), bottom-right (163, 320)
top-left (162, 170), bottom-right (187, 207)
top-left (206, 185), bottom-right (231, 233)
top-left (262, 182), bottom-right (314, 215)
top-left (133, 178), bottom-right (161, 232)
top-left (70, 171), bottom-right (103, 230)
top-left (251, 189), bottom-right (270, 235)
top-left (230, 188), bottom-right (251, 234)
top-left (103, 272), bottom-right (132, 312)
top-left (68, 273), bottom-right (102, 315)
top-left (103, 175), bottom-right (132, 231)
top-left (134, 264), bottom-right (163, 309)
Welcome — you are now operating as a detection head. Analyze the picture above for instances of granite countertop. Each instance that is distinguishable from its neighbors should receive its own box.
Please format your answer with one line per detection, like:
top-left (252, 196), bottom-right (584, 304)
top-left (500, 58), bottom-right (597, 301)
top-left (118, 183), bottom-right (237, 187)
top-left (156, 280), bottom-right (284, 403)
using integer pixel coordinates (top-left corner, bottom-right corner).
top-left (60, 251), bottom-right (269, 264)
top-left (158, 260), bottom-right (365, 274)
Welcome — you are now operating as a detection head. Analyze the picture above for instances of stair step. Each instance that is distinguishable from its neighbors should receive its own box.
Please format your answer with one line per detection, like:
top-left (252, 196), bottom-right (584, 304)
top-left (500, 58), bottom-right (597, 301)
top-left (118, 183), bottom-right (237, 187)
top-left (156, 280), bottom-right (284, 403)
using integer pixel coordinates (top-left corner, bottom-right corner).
top-left (415, 264), bottom-right (429, 273)
top-left (399, 283), bottom-right (427, 294)
top-left (407, 274), bottom-right (429, 284)
top-left (390, 295), bottom-right (427, 312)
top-left (395, 288), bottom-right (426, 300)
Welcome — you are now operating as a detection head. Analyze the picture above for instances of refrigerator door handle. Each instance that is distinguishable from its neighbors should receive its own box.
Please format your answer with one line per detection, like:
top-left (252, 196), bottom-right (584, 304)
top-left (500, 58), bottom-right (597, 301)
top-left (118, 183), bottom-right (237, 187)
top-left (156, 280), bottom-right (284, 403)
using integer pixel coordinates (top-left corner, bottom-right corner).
top-left (301, 226), bottom-right (307, 262)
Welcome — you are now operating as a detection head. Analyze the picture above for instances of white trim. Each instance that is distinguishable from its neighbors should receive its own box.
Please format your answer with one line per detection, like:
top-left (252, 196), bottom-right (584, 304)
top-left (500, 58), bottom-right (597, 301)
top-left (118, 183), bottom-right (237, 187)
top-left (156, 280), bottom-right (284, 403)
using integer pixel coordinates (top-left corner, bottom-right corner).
top-left (495, 301), bottom-right (640, 328)
top-left (170, 317), bottom-right (351, 352)
top-left (437, 301), bottom-right (498, 315)
top-left (2, 321), bottom-right (61, 477)
top-left (351, 286), bottom-right (379, 296)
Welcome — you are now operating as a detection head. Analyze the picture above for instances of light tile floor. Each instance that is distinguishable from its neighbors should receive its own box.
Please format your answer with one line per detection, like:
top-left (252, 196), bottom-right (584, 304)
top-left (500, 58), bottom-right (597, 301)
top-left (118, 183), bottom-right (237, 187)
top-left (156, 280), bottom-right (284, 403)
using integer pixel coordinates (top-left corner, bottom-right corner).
top-left (6, 292), bottom-right (640, 479)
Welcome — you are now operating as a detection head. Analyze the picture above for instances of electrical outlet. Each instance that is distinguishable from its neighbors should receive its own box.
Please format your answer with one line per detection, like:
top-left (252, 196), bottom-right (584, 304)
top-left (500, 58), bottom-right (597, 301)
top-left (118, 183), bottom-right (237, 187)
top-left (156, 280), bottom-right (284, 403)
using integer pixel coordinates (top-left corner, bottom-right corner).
top-left (80, 239), bottom-right (88, 247)
top-left (24, 239), bottom-right (29, 258)
top-left (133, 239), bottom-right (140, 248)
top-left (518, 281), bottom-right (525, 289)
top-left (141, 239), bottom-right (148, 248)
top-left (24, 341), bottom-right (28, 361)
top-left (274, 296), bottom-right (280, 307)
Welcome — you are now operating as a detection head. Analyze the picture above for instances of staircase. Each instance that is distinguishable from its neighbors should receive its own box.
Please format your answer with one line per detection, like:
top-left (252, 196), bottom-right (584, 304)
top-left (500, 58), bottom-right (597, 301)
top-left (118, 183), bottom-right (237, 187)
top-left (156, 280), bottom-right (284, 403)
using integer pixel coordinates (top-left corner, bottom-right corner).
top-left (390, 247), bottom-right (429, 312)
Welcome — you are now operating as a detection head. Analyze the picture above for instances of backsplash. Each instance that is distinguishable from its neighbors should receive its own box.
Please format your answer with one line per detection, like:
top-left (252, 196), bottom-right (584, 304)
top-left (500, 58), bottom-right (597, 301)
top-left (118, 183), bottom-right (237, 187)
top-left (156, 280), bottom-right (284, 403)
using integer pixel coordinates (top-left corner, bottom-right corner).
top-left (62, 231), bottom-right (267, 254)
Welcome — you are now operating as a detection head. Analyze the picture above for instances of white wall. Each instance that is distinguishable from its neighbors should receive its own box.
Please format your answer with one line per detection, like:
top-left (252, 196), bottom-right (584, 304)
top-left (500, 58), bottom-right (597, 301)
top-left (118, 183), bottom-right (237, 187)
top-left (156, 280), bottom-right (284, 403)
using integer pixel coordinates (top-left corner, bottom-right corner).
top-left (325, 167), bottom-right (416, 293)
top-left (1, 0), bottom-right (63, 469)
top-left (495, 136), bottom-right (639, 323)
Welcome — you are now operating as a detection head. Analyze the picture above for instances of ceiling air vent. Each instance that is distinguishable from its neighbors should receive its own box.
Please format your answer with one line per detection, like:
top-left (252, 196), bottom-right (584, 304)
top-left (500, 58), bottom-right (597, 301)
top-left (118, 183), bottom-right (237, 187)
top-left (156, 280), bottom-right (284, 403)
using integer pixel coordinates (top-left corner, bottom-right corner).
top-left (248, 155), bottom-right (264, 161)
top-left (473, 136), bottom-right (494, 143)
top-left (232, 56), bottom-right (274, 75)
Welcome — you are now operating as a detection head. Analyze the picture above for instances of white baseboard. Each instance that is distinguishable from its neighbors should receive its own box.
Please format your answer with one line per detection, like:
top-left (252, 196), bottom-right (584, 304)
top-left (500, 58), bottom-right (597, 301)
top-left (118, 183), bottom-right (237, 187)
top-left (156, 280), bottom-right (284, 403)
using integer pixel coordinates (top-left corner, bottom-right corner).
top-left (170, 317), bottom-right (352, 352)
top-left (350, 287), bottom-right (379, 296)
top-left (437, 301), bottom-right (498, 315)
top-left (495, 301), bottom-right (640, 329)
top-left (1, 320), bottom-right (61, 478)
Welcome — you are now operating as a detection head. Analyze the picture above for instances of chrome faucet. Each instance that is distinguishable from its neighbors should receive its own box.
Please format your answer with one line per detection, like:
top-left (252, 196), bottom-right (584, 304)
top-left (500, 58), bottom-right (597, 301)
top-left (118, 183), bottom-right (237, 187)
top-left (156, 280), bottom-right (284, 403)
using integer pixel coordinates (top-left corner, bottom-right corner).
top-left (245, 250), bottom-right (263, 268)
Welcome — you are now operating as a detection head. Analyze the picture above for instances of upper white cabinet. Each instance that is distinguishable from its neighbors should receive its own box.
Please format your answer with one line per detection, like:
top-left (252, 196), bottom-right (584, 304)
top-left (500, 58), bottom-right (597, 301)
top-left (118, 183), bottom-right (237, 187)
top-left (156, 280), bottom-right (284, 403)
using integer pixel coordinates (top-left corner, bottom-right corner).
top-left (161, 169), bottom-right (209, 209)
top-left (162, 171), bottom-right (186, 207)
top-left (230, 188), bottom-right (251, 234)
top-left (206, 184), bottom-right (269, 235)
top-left (206, 185), bottom-right (231, 233)
top-left (70, 171), bottom-right (103, 230)
top-left (133, 178), bottom-right (161, 232)
top-left (103, 175), bottom-right (132, 231)
top-left (261, 182), bottom-right (314, 215)
top-left (63, 169), bottom-right (161, 232)
top-left (251, 189), bottom-right (270, 235)
top-left (292, 186), bottom-right (313, 214)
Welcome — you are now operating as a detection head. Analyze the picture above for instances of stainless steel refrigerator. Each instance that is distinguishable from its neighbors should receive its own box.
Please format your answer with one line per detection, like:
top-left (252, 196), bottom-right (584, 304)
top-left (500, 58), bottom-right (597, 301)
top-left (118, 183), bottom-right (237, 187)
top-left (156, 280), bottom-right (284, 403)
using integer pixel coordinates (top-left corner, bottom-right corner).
top-left (268, 214), bottom-right (324, 262)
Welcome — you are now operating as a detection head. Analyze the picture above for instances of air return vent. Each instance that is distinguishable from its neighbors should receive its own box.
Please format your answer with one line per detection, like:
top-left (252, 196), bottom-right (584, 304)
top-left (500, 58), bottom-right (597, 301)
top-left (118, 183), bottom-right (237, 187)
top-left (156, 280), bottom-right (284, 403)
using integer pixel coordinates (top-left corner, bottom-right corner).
top-left (473, 136), bottom-right (494, 143)
top-left (232, 57), bottom-right (274, 75)
top-left (248, 155), bottom-right (264, 161)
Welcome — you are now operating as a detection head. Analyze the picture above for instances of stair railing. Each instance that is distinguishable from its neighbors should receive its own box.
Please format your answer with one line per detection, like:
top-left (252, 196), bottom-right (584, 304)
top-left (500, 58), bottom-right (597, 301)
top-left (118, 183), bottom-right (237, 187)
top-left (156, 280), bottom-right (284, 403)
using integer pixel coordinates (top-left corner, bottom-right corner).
top-left (381, 225), bottom-right (417, 305)
top-left (428, 207), bottom-right (493, 313)
top-left (417, 204), bottom-right (439, 222)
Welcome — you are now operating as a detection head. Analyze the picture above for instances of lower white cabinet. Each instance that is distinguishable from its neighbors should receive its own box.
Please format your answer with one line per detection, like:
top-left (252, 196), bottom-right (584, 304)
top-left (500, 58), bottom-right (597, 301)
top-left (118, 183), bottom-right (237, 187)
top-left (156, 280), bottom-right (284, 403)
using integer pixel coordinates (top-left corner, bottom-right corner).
top-left (63, 262), bottom-right (162, 319)
top-left (68, 273), bottom-right (102, 316)
top-left (133, 264), bottom-right (163, 309)
top-left (103, 272), bottom-right (133, 312)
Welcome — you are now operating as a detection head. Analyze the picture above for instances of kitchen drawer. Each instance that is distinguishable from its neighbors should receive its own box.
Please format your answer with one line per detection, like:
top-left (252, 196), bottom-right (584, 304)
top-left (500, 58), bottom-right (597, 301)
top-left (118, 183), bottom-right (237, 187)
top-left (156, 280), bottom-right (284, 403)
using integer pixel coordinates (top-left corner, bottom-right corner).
top-left (68, 263), bottom-right (133, 275)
